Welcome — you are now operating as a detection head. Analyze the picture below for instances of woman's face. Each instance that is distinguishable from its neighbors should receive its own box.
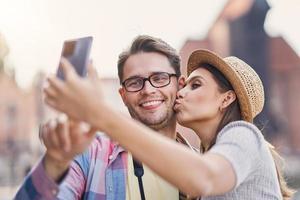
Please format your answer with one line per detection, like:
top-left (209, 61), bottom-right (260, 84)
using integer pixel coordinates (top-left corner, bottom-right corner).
top-left (174, 67), bottom-right (226, 128)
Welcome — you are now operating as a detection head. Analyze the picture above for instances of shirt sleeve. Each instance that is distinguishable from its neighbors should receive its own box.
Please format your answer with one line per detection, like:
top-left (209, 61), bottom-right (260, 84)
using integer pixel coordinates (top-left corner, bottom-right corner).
top-left (57, 154), bottom-right (89, 199)
top-left (209, 123), bottom-right (263, 188)
top-left (14, 157), bottom-right (60, 200)
top-left (14, 154), bottom-right (88, 200)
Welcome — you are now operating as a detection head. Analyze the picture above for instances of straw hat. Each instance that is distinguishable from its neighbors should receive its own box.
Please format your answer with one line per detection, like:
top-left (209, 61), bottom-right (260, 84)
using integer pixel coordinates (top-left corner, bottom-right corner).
top-left (187, 49), bottom-right (264, 122)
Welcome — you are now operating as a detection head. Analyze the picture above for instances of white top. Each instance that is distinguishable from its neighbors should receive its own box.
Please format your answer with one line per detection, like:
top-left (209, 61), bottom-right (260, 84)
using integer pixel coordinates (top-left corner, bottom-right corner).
top-left (203, 121), bottom-right (282, 200)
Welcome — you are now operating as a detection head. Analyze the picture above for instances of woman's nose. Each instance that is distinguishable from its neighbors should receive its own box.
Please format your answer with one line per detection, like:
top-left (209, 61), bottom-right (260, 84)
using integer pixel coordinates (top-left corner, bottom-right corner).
top-left (176, 88), bottom-right (185, 99)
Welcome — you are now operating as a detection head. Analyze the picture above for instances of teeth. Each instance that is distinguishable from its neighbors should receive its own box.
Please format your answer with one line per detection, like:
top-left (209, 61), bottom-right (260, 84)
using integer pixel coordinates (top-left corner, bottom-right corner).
top-left (141, 100), bottom-right (162, 107)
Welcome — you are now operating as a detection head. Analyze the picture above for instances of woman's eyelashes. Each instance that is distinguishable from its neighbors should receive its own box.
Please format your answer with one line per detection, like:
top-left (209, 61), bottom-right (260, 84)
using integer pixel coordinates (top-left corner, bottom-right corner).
top-left (190, 81), bottom-right (202, 90)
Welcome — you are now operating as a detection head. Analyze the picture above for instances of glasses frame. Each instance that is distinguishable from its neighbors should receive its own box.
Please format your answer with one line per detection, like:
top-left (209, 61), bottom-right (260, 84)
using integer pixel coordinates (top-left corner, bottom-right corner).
top-left (122, 72), bottom-right (178, 92)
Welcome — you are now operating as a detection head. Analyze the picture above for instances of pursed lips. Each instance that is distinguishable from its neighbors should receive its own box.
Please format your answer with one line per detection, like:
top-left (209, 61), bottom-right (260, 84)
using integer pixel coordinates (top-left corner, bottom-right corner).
top-left (173, 99), bottom-right (182, 112)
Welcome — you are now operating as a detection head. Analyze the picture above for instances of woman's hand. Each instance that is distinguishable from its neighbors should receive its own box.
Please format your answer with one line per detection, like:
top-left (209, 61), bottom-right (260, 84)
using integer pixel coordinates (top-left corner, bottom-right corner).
top-left (44, 58), bottom-right (107, 126)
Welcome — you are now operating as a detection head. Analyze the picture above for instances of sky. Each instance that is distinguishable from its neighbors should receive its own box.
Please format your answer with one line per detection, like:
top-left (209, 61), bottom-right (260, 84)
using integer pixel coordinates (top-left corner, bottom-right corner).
top-left (265, 0), bottom-right (300, 54)
top-left (0, 0), bottom-right (299, 88)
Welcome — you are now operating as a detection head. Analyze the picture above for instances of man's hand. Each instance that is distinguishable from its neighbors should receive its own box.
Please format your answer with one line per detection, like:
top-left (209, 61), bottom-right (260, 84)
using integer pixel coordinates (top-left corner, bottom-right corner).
top-left (40, 114), bottom-right (96, 181)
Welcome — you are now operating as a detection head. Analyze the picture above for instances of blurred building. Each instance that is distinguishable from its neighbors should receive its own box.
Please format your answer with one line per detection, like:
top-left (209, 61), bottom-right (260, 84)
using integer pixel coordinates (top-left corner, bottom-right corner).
top-left (0, 33), bottom-right (46, 188)
top-left (0, 69), bottom-right (42, 184)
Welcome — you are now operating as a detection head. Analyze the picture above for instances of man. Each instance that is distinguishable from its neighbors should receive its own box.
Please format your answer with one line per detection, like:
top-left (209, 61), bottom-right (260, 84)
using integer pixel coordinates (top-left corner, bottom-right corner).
top-left (15, 35), bottom-right (193, 199)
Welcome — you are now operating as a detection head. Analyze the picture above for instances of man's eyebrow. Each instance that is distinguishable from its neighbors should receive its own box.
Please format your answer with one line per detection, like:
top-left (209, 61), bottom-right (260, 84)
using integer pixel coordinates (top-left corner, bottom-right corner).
top-left (125, 71), bottom-right (169, 80)
top-left (123, 75), bottom-right (144, 81)
top-left (151, 71), bottom-right (169, 74)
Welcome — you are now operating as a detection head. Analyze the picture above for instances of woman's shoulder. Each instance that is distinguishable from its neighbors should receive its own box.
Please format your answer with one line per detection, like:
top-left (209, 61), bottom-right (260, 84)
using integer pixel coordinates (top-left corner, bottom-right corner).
top-left (219, 121), bottom-right (263, 136)
top-left (216, 120), bottom-right (266, 148)
top-left (211, 121), bottom-right (277, 190)
top-left (220, 120), bottom-right (261, 134)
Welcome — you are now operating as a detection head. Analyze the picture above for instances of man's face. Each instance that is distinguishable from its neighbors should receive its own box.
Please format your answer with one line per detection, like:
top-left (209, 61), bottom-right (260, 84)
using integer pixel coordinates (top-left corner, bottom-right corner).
top-left (119, 52), bottom-right (178, 130)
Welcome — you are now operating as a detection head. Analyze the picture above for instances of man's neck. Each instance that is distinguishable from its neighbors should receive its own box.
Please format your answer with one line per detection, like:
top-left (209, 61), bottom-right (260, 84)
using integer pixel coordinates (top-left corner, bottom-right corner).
top-left (154, 119), bottom-right (177, 140)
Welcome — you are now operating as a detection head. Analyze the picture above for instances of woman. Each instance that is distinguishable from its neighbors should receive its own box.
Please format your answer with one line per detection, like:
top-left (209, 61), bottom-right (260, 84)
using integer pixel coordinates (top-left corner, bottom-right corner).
top-left (45, 49), bottom-right (294, 199)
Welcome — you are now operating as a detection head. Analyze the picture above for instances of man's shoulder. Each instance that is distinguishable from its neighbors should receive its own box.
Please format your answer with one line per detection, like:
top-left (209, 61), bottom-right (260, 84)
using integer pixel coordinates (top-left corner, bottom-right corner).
top-left (75, 132), bottom-right (120, 159)
top-left (74, 131), bottom-right (126, 163)
top-left (93, 132), bottom-right (116, 147)
top-left (79, 132), bottom-right (121, 156)
top-left (176, 132), bottom-right (199, 152)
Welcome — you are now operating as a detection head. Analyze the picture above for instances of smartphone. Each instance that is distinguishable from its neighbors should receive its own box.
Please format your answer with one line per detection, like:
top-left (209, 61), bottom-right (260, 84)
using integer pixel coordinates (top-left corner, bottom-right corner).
top-left (57, 36), bottom-right (93, 80)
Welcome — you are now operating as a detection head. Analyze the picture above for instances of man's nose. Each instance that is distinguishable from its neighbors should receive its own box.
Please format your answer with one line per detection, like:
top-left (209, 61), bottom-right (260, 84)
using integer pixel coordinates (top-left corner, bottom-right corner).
top-left (140, 80), bottom-right (156, 94)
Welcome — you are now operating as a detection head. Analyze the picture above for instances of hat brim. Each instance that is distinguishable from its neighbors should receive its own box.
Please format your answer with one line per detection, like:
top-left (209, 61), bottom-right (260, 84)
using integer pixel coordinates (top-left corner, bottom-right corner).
top-left (187, 49), bottom-right (253, 122)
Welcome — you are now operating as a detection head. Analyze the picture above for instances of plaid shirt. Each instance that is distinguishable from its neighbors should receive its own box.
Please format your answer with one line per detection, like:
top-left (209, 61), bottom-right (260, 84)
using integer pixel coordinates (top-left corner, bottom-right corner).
top-left (14, 133), bottom-right (194, 200)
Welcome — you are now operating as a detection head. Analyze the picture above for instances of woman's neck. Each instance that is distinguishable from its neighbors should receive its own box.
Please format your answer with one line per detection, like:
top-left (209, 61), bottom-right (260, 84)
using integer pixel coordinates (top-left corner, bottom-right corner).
top-left (190, 117), bottom-right (222, 152)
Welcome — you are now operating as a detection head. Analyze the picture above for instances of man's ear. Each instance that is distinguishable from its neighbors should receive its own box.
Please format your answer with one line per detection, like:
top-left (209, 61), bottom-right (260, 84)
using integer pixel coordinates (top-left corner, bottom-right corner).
top-left (220, 90), bottom-right (236, 110)
top-left (119, 87), bottom-right (128, 106)
top-left (178, 75), bottom-right (186, 90)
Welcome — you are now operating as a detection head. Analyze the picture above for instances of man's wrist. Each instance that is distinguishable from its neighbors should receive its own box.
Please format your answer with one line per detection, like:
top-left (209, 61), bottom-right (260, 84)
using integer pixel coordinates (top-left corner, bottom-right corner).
top-left (44, 153), bottom-right (71, 182)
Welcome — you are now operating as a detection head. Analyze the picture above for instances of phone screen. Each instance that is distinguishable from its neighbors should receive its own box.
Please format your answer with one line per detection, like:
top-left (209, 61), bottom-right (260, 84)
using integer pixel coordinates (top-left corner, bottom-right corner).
top-left (57, 36), bottom-right (93, 80)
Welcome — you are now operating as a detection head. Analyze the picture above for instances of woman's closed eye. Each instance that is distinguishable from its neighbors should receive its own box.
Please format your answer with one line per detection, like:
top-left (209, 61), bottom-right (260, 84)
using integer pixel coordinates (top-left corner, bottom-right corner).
top-left (190, 81), bottom-right (202, 90)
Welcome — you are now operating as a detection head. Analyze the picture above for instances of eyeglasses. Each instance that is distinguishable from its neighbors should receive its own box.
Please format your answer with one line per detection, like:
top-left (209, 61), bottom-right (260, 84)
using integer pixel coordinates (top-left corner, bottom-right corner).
top-left (122, 72), bottom-right (177, 92)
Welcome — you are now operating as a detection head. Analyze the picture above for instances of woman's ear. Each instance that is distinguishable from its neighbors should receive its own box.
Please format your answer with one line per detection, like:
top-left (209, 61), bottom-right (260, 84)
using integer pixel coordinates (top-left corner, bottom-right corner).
top-left (220, 90), bottom-right (236, 110)
top-left (178, 75), bottom-right (186, 90)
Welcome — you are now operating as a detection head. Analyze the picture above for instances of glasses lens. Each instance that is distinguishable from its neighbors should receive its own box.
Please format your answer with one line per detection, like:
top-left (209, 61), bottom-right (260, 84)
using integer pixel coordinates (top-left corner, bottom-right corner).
top-left (150, 73), bottom-right (170, 87)
top-left (124, 78), bottom-right (143, 91)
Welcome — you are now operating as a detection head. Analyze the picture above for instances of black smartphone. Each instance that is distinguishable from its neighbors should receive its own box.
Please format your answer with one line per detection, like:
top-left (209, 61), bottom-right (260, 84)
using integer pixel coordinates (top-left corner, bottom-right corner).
top-left (57, 36), bottom-right (93, 80)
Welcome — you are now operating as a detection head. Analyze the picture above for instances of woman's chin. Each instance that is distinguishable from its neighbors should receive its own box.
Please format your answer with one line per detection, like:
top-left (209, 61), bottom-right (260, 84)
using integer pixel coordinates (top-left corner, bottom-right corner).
top-left (176, 114), bottom-right (187, 126)
top-left (176, 114), bottom-right (195, 129)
